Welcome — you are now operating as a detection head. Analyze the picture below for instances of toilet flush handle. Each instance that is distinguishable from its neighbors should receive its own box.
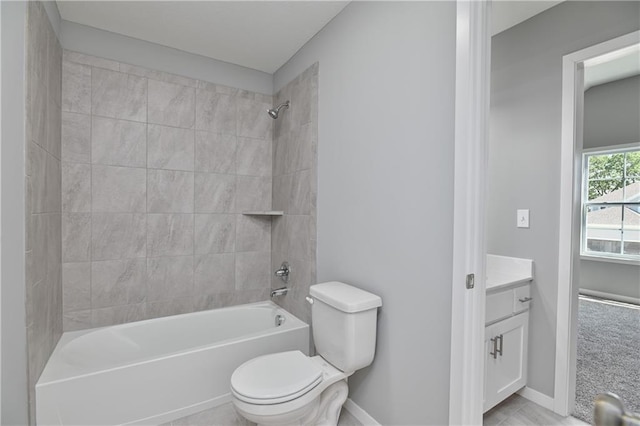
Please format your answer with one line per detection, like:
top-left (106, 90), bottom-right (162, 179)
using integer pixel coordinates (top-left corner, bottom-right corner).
top-left (305, 296), bottom-right (314, 305)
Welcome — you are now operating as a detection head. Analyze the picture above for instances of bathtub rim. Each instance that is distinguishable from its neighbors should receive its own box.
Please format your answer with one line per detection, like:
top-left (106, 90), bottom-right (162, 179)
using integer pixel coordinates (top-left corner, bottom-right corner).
top-left (38, 301), bottom-right (308, 386)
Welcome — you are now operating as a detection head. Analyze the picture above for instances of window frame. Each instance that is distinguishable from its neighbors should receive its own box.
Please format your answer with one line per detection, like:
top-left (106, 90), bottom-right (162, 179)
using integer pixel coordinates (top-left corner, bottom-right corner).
top-left (580, 144), bottom-right (640, 264)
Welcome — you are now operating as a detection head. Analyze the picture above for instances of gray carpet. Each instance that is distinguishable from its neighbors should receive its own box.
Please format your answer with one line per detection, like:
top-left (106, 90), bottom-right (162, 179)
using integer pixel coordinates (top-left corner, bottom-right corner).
top-left (574, 296), bottom-right (640, 423)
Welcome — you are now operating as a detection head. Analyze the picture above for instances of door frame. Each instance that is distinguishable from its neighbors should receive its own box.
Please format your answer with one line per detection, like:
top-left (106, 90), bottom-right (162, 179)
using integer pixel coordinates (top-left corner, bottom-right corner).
top-left (553, 29), bottom-right (640, 416)
top-left (449, 1), bottom-right (491, 424)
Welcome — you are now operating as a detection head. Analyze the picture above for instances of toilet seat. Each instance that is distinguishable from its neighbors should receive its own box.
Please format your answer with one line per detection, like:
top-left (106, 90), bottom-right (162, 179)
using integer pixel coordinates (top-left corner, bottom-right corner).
top-left (231, 351), bottom-right (323, 405)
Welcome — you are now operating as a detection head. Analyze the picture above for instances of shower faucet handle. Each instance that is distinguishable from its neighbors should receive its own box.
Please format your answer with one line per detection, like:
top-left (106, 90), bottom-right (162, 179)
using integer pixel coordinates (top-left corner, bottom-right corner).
top-left (274, 262), bottom-right (290, 283)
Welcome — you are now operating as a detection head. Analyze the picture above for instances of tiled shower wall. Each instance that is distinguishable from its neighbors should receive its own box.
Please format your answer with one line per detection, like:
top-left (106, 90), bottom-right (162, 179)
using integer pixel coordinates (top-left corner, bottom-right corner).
top-left (61, 51), bottom-right (274, 330)
top-left (25, 1), bottom-right (62, 422)
top-left (271, 64), bottom-right (319, 325)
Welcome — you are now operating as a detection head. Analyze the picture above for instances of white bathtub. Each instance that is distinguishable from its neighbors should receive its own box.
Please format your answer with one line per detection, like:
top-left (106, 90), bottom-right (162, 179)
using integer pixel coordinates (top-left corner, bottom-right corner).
top-left (36, 302), bottom-right (309, 425)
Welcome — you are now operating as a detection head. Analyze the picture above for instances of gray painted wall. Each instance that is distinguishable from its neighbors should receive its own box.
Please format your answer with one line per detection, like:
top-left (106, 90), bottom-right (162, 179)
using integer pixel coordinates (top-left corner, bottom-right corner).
top-left (579, 260), bottom-right (640, 300)
top-left (581, 75), bottom-right (640, 300)
top-left (1, 2), bottom-right (29, 424)
top-left (488, 1), bottom-right (640, 398)
top-left (275, 2), bottom-right (456, 424)
top-left (584, 75), bottom-right (640, 149)
top-left (60, 21), bottom-right (272, 95)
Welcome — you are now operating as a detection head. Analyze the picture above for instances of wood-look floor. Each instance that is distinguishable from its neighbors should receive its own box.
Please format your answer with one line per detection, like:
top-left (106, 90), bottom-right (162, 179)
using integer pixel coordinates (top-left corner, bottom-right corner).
top-left (484, 394), bottom-right (590, 426)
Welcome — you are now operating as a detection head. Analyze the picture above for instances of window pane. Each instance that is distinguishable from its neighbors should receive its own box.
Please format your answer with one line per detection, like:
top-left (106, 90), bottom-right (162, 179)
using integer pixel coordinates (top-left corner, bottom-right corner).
top-left (585, 205), bottom-right (622, 255)
top-left (622, 180), bottom-right (640, 202)
top-left (587, 154), bottom-right (624, 201)
top-left (588, 179), bottom-right (625, 201)
top-left (623, 205), bottom-right (640, 256)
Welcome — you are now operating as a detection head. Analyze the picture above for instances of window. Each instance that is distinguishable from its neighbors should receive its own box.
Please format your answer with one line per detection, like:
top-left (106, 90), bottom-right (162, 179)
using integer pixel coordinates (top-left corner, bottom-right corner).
top-left (581, 147), bottom-right (640, 261)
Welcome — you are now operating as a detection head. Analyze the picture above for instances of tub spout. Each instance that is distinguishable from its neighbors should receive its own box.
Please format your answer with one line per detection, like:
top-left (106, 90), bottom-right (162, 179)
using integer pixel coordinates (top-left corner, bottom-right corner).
top-left (271, 287), bottom-right (288, 298)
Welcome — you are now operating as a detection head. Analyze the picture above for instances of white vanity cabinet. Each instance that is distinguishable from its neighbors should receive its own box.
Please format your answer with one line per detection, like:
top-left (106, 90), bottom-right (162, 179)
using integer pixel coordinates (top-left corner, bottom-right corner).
top-left (484, 255), bottom-right (533, 413)
top-left (483, 309), bottom-right (529, 412)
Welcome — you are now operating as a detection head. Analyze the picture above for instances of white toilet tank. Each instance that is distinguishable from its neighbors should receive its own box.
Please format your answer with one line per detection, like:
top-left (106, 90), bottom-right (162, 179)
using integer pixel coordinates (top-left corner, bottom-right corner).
top-left (309, 282), bottom-right (382, 373)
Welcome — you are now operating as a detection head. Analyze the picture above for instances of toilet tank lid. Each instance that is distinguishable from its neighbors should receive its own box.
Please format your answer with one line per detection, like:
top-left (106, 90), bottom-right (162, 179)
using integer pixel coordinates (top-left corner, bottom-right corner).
top-left (310, 282), bottom-right (382, 313)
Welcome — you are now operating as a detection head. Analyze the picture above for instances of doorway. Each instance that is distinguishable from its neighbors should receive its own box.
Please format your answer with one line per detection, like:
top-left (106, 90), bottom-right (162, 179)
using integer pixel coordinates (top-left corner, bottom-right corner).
top-left (555, 30), bottom-right (640, 419)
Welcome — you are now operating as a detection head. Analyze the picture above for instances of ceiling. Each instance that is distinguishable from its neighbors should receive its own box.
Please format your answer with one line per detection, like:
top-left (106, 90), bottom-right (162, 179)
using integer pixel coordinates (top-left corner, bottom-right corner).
top-left (56, 1), bottom-right (349, 74)
top-left (584, 46), bottom-right (640, 90)
top-left (58, 1), bottom-right (578, 74)
top-left (492, 1), bottom-right (563, 35)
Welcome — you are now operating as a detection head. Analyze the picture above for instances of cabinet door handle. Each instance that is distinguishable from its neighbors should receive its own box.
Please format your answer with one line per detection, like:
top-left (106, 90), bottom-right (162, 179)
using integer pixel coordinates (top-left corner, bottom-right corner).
top-left (497, 334), bottom-right (503, 356)
top-left (519, 297), bottom-right (533, 303)
top-left (490, 337), bottom-right (499, 359)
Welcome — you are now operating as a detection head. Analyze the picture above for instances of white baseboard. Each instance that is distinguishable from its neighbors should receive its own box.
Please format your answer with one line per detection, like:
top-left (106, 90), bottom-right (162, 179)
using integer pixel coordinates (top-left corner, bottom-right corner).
top-left (579, 289), bottom-right (640, 306)
top-left (517, 387), bottom-right (554, 411)
top-left (343, 398), bottom-right (381, 426)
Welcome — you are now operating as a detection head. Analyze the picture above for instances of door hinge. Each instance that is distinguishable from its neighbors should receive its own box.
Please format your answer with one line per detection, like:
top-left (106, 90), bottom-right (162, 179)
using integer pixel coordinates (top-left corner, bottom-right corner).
top-left (466, 273), bottom-right (475, 289)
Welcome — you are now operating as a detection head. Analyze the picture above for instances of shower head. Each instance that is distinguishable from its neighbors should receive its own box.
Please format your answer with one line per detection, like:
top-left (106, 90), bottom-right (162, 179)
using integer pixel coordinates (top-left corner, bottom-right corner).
top-left (267, 100), bottom-right (290, 119)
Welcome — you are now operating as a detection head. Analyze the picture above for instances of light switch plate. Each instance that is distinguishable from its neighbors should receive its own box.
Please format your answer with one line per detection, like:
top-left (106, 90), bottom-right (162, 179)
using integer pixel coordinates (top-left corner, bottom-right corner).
top-left (517, 209), bottom-right (530, 228)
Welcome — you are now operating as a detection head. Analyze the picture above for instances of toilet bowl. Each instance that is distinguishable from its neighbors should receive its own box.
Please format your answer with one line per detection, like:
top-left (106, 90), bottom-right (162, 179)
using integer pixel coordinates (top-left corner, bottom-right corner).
top-left (231, 351), bottom-right (349, 426)
top-left (230, 282), bottom-right (382, 426)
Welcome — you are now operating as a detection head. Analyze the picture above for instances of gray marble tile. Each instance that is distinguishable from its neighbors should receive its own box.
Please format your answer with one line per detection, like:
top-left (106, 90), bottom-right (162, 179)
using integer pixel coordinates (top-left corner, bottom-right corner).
top-left (47, 28), bottom-right (62, 109)
top-left (236, 215), bottom-right (271, 252)
top-left (148, 79), bottom-right (195, 128)
top-left (119, 63), bottom-right (197, 88)
top-left (30, 142), bottom-right (61, 213)
top-left (63, 50), bottom-right (119, 71)
top-left (146, 256), bottom-right (194, 301)
top-left (91, 303), bottom-right (146, 328)
top-left (62, 162), bottom-right (91, 212)
top-left (236, 176), bottom-right (271, 212)
top-left (45, 91), bottom-right (63, 160)
top-left (272, 131), bottom-right (288, 177)
top-left (237, 97), bottom-right (272, 140)
top-left (236, 137), bottom-right (272, 177)
top-left (147, 169), bottom-right (194, 213)
top-left (288, 123), bottom-right (313, 173)
top-left (92, 165), bottom-right (146, 213)
top-left (62, 61), bottom-right (91, 114)
top-left (288, 170), bottom-right (311, 215)
top-left (147, 214), bottom-right (194, 257)
top-left (92, 68), bottom-right (147, 122)
top-left (146, 298), bottom-right (195, 319)
top-left (287, 215), bottom-right (311, 261)
top-left (62, 262), bottom-right (91, 313)
top-left (194, 173), bottom-right (236, 213)
top-left (235, 251), bottom-right (270, 290)
top-left (195, 90), bottom-right (236, 135)
top-left (148, 125), bottom-right (194, 171)
top-left (272, 174), bottom-right (292, 212)
top-left (63, 310), bottom-right (91, 331)
top-left (63, 213), bottom-right (91, 262)
top-left (27, 78), bottom-right (47, 149)
top-left (62, 112), bottom-right (91, 163)
top-left (271, 216), bottom-right (288, 253)
top-left (91, 213), bottom-right (146, 261)
top-left (194, 131), bottom-right (236, 174)
top-left (194, 214), bottom-right (236, 254)
top-left (197, 81), bottom-right (238, 97)
top-left (194, 253), bottom-right (235, 296)
top-left (91, 259), bottom-right (146, 309)
top-left (91, 116), bottom-right (146, 167)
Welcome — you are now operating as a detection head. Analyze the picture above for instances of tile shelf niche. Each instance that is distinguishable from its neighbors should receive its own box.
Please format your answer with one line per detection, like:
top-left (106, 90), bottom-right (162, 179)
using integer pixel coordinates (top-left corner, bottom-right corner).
top-left (242, 211), bottom-right (284, 216)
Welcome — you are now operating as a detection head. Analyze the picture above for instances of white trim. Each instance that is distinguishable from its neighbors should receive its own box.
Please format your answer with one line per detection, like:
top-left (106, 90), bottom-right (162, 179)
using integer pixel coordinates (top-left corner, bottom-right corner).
top-left (517, 387), bottom-right (555, 411)
top-left (343, 398), bottom-right (381, 426)
top-left (579, 289), bottom-right (640, 306)
top-left (449, 1), bottom-right (491, 425)
top-left (580, 254), bottom-right (640, 266)
top-left (555, 29), bottom-right (640, 417)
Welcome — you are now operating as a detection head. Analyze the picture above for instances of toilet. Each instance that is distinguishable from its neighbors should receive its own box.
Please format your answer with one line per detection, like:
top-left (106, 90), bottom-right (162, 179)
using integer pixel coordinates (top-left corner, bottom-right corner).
top-left (230, 281), bottom-right (382, 426)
